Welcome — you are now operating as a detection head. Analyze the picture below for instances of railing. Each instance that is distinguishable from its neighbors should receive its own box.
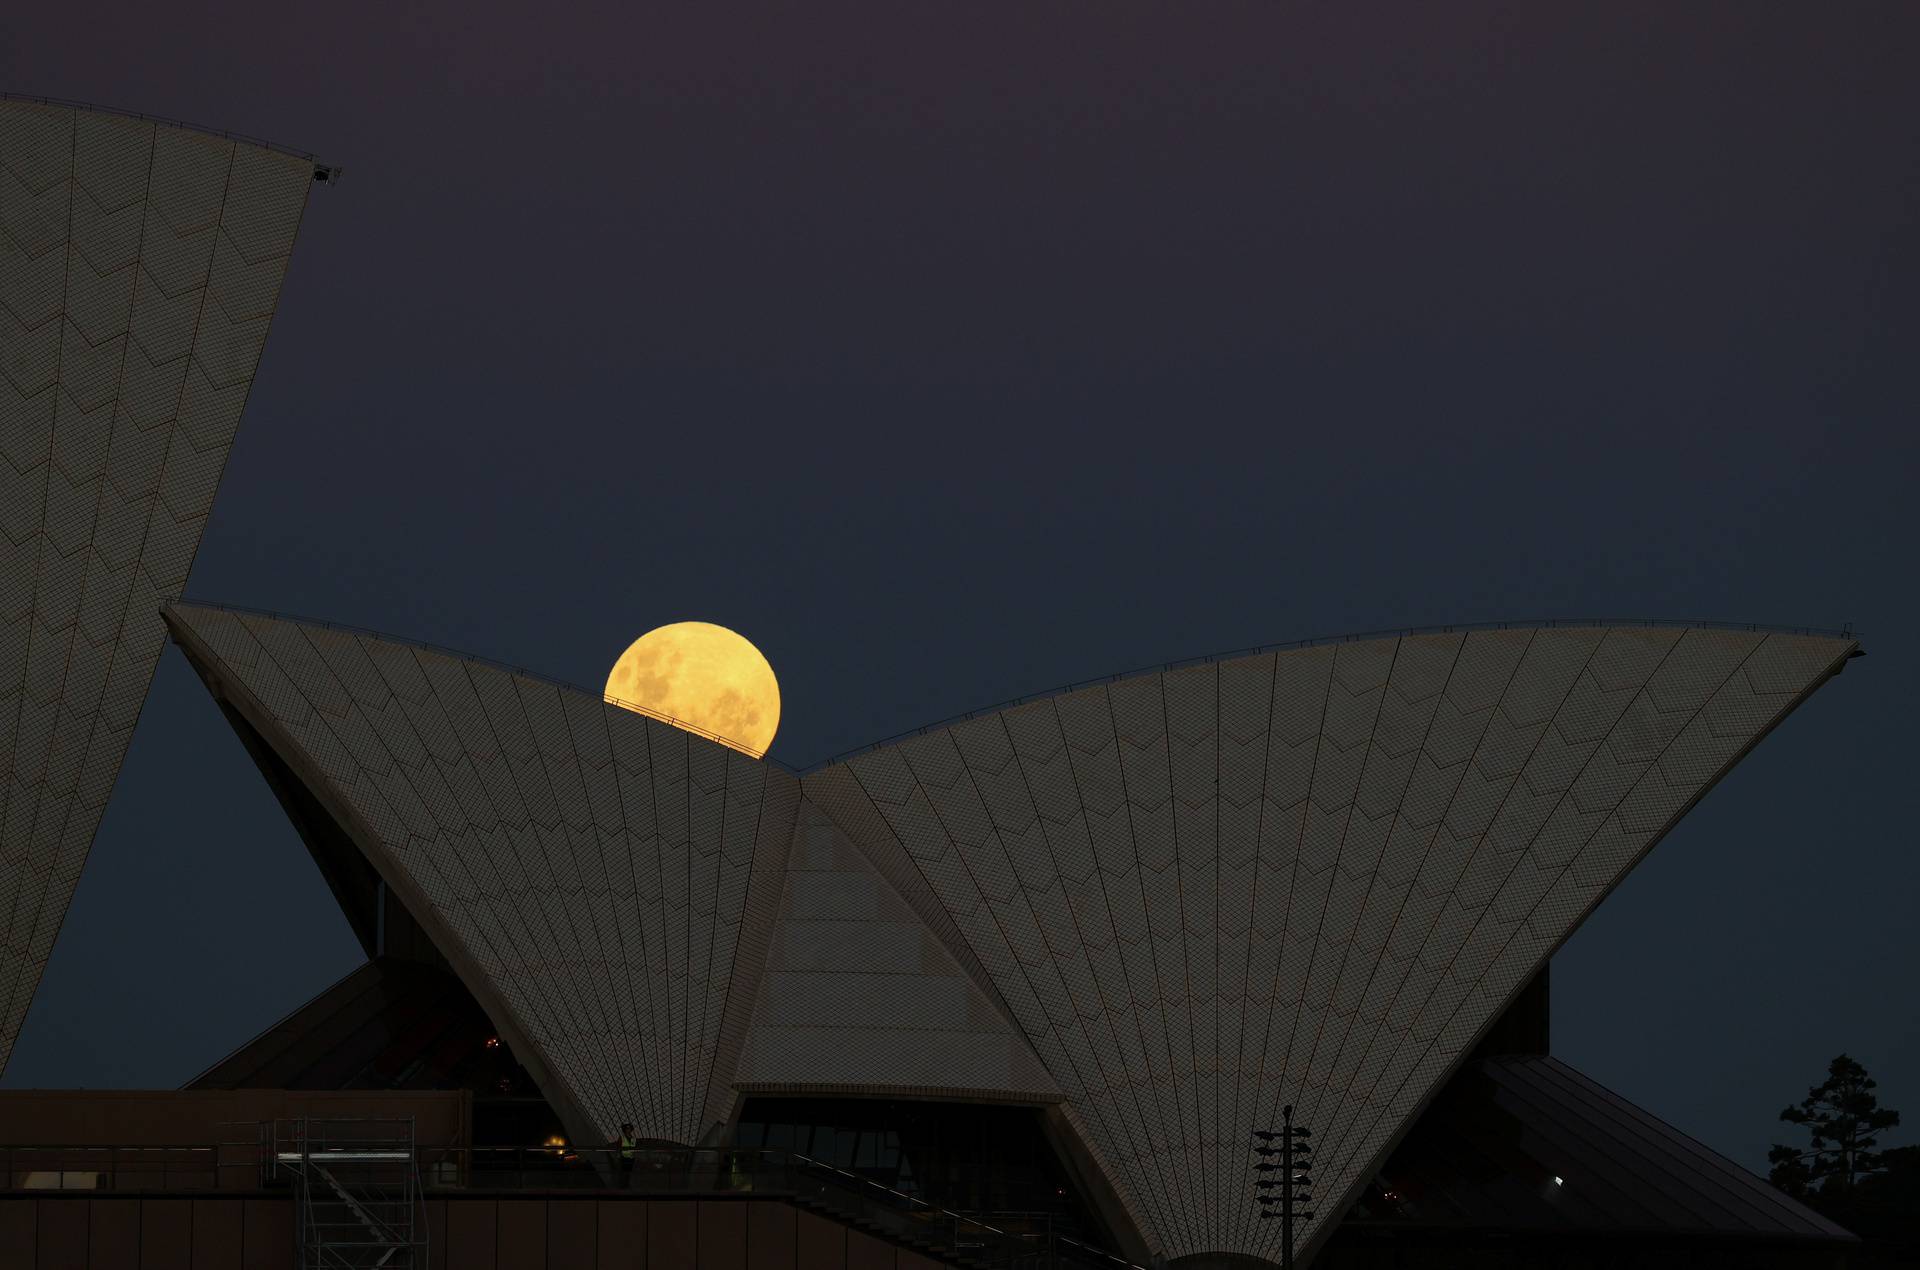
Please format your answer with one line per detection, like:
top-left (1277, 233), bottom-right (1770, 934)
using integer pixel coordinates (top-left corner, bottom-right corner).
top-left (773, 1162), bottom-right (1142, 1270)
top-left (271, 1117), bottom-right (425, 1269)
top-left (0, 1145), bottom-right (254, 1191)
top-left (425, 1145), bottom-right (1041, 1262)
top-left (3, 1143), bottom-right (1143, 1269)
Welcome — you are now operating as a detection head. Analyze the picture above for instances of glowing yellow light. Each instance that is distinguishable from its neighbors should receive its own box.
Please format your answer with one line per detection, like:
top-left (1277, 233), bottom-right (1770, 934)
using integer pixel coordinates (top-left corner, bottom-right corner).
top-left (604, 622), bottom-right (780, 758)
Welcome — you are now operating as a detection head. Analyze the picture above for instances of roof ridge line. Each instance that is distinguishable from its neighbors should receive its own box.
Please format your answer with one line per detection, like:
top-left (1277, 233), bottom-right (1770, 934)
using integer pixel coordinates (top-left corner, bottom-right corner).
top-left (169, 602), bottom-right (1860, 776)
top-left (807, 617), bottom-right (1861, 771)
top-left (165, 599), bottom-right (794, 770)
top-left (2, 90), bottom-right (325, 165)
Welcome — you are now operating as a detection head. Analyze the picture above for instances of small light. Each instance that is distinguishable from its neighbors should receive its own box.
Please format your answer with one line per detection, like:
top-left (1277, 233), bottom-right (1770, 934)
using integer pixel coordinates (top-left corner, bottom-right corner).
top-left (1552, 1175), bottom-right (1564, 1186)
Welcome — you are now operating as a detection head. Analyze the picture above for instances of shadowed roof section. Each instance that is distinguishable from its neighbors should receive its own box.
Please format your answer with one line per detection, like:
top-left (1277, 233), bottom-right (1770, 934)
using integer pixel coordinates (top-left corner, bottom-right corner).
top-left (163, 602), bottom-right (802, 1150)
top-left (801, 626), bottom-right (1858, 1265)
top-left (733, 796), bottom-right (1062, 1103)
top-left (1356, 1054), bottom-right (1853, 1242)
top-left (0, 99), bottom-right (317, 1074)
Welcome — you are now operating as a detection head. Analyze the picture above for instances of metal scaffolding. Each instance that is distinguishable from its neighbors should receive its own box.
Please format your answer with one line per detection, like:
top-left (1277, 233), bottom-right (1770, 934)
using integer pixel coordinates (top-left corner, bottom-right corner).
top-left (266, 1117), bottom-right (427, 1268)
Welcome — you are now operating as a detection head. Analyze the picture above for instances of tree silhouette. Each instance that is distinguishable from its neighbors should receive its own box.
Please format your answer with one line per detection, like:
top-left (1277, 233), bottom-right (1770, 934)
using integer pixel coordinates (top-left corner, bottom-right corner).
top-left (1768, 1053), bottom-right (1900, 1197)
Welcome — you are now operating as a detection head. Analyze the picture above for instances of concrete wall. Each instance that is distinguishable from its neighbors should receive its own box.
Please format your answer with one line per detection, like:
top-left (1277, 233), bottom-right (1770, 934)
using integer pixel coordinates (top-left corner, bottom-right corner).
top-left (0, 1196), bottom-right (289, 1269)
top-left (0, 1194), bottom-right (951, 1269)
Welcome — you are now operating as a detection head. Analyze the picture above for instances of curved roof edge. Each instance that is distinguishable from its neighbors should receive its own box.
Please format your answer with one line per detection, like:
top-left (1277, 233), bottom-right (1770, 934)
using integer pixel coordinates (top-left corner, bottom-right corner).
top-left (178, 604), bottom-right (1861, 776)
top-left (0, 109), bottom-right (325, 1075)
top-left (1, 89), bottom-right (327, 165)
top-left (163, 601), bottom-right (805, 1149)
top-left (807, 626), bottom-right (1862, 1264)
top-left (174, 600), bottom-right (783, 766)
top-left (809, 616), bottom-right (1862, 770)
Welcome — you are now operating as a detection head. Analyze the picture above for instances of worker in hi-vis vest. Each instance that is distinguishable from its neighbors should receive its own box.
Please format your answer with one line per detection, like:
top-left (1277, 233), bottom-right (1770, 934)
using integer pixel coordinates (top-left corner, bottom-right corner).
top-left (614, 1123), bottom-right (636, 1179)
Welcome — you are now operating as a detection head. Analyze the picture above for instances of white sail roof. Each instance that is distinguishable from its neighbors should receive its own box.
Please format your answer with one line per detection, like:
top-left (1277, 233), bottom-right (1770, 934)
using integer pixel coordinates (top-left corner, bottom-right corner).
top-left (0, 99), bottom-right (316, 1071)
top-left (802, 625), bottom-right (1857, 1264)
top-left (733, 796), bottom-right (1060, 1102)
top-left (165, 603), bottom-right (801, 1147)
top-left (165, 606), bottom-right (1856, 1266)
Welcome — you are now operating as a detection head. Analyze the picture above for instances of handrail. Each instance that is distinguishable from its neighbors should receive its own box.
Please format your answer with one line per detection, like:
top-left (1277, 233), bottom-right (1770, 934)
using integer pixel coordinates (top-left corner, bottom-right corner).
top-left (2, 1142), bottom-right (1144, 1267)
top-left (0, 1144), bottom-right (244, 1191)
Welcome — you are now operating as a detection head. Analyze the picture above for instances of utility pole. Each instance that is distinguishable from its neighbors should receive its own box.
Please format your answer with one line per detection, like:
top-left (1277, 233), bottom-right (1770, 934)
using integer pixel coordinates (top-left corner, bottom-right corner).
top-left (1252, 1104), bottom-right (1314, 1270)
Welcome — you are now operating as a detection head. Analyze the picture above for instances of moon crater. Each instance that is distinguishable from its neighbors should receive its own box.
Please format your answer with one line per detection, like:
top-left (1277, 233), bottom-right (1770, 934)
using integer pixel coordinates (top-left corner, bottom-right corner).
top-left (605, 622), bottom-right (780, 759)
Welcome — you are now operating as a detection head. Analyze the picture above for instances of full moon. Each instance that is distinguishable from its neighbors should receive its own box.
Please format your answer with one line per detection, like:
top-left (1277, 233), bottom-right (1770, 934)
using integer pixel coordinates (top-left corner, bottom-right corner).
top-left (604, 622), bottom-right (780, 759)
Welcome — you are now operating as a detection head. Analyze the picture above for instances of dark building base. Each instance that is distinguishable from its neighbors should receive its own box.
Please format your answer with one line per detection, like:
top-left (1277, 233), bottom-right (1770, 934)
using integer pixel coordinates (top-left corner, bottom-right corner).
top-left (0, 1191), bottom-right (954, 1270)
top-left (1316, 1229), bottom-right (1852, 1270)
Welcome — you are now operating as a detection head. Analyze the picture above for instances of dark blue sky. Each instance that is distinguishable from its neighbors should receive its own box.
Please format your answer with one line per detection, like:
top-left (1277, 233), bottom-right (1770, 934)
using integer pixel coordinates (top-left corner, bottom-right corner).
top-left (5, 2), bottom-right (1915, 1174)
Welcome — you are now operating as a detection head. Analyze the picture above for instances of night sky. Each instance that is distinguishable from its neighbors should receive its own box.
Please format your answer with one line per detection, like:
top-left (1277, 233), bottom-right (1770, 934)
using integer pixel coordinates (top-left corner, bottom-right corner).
top-left (4, 3), bottom-right (1915, 1177)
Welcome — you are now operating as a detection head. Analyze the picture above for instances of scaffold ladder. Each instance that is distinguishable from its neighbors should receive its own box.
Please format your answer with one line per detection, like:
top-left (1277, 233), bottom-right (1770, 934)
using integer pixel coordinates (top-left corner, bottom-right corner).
top-left (267, 1116), bottom-right (427, 1269)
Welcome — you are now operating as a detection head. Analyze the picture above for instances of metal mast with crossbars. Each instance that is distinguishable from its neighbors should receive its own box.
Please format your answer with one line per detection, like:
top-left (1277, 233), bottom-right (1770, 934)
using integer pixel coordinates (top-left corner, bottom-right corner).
top-left (1253, 1106), bottom-right (1314, 1270)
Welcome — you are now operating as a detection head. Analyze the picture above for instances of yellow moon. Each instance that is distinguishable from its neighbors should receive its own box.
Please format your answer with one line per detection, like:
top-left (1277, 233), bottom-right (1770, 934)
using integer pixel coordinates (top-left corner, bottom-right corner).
top-left (604, 622), bottom-right (780, 758)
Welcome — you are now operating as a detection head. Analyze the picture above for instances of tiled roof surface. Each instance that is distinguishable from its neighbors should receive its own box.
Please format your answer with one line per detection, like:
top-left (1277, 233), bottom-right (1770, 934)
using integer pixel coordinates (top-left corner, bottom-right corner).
top-left (0, 100), bottom-right (313, 1072)
top-left (165, 609), bottom-right (1856, 1265)
top-left (806, 627), bottom-right (1856, 1262)
top-left (166, 603), bottom-right (799, 1147)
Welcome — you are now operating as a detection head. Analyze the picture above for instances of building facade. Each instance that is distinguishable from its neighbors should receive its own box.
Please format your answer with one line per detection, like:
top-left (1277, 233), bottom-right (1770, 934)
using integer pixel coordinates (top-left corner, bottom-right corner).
top-left (158, 605), bottom-right (1860, 1267)
top-left (0, 94), bottom-right (1865, 1270)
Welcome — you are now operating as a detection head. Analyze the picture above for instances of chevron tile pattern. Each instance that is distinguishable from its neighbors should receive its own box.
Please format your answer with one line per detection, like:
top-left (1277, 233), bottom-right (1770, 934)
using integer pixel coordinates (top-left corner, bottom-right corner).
top-left (164, 603), bottom-right (801, 1146)
top-left (805, 627), bottom-right (1856, 1264)
top-left (161, 606), bottom-right (1855, 1265)
top-left (0, 100), bottom-right (314, 1071)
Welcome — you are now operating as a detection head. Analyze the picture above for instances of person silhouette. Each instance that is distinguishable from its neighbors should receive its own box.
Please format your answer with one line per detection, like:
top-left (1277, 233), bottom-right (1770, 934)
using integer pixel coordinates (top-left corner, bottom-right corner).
top-left (613, 1122), bottom-right (636, 1180)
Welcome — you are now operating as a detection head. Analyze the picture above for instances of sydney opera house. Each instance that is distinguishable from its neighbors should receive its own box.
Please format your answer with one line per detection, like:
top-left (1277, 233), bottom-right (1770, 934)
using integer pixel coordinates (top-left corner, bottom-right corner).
top-left (0, 96), bottom-right (1865, 1269)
